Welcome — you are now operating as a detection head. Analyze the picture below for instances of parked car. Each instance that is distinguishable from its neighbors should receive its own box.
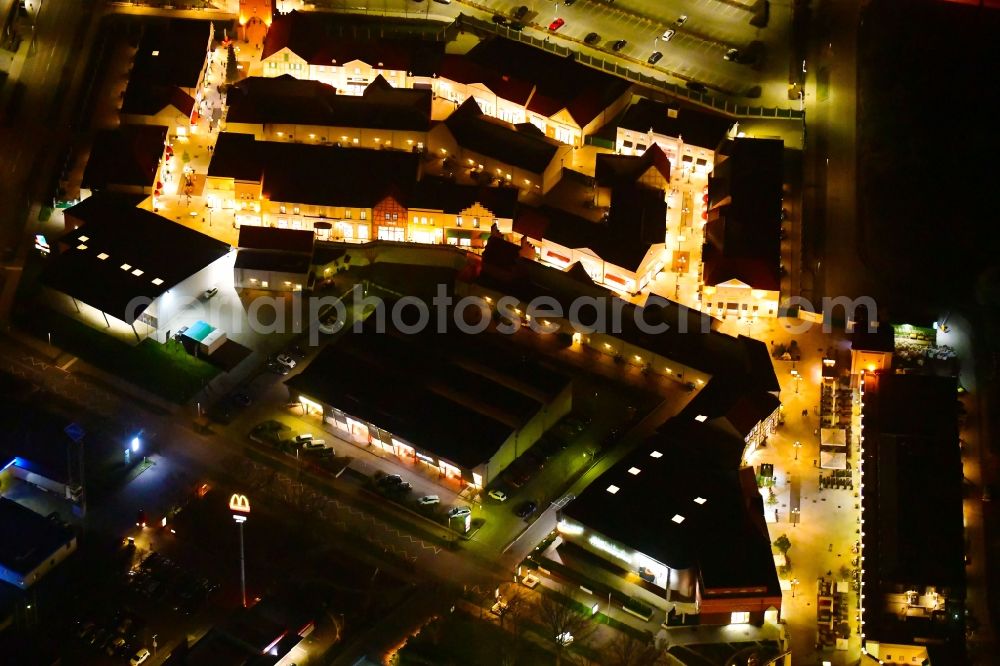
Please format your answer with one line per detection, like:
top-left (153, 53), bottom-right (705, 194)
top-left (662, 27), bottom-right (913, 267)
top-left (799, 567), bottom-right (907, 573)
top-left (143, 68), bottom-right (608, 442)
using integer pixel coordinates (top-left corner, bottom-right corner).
top-left (612, 39), bottom-right (627, 51)
top-left (724, 48), bottom-right (740, 61)
top-left (488, 488), bottom-right (509, 502)
top-left (676, 14), bottom-right (687, 25)
top-left (378, 474), bottom-right (403, 487)
top-left (513, 5), bottom-right (528, 19)
top-left (276, 353), bottom-right (297, 369)
top-left (685, 81), bottom-right (708, 93)
top-left (447, 506), bottom-right (472, 518)
top-left (107, 637), bottom-right (126, 656)
top-left (509, 21), bottom-right (524, 31)
top-left (432, 0), bottom-right (451, 4)
top-left (548, 17), bottom-right (565, 31)
top-left (203, 287), bottom-right (219, 299)
top-left (515, 500), bottom-right (538, 518)
top-left (131, 648), bottom-right (151, 666)
top-left (233, 392), bottom-right (252, 407)
top-left (584, 32), bottom-right (600, 45)
top-left (418, 495), bottom-right (440, 505)
top-left (292, 433), bottom-right (315, 445)
top-left (492, 13), bottom-right (508, 24)
top-left (648, 51), bottom-right (663, 64)
top-left (661, 29), bottom-right (675, 42)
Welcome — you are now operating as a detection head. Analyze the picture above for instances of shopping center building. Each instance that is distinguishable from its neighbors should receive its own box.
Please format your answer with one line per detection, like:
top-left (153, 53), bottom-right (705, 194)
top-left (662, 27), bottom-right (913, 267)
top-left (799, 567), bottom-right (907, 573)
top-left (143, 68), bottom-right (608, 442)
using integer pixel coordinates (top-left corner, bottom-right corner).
top-left (285, 316), bottom-right (572, 488)
top-left (553, 417), bottom-right (782, 626)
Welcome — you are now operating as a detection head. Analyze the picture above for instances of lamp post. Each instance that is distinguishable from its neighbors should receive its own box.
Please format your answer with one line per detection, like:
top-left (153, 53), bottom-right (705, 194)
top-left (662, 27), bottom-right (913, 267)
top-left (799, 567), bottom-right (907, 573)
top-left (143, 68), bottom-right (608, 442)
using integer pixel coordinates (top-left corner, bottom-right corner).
top-left (229, 493), bottom-right (251, 607)
top-left (794, 440), bottom-right (801, 461)
top-left (791, 578), bottom-right (799, 598)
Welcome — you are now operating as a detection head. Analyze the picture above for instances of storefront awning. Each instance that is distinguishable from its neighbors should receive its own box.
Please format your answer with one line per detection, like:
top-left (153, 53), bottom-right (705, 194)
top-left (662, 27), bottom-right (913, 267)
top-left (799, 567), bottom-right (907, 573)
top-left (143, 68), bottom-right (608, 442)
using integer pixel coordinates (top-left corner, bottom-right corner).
top-left (820, 450), bottom-right (847, 469)
top-left (821, 428), bottom-right (847, 447)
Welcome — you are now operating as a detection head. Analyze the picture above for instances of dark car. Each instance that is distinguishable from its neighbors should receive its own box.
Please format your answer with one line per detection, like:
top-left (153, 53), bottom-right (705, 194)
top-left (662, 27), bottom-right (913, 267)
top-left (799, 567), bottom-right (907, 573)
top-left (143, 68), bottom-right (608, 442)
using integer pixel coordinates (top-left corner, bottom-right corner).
top-left (513, 4), bottom-right (528, 19)
top-left (492, 13), bottom-right (508, 24)
top-left (233, 392), bottom-right (252, 407)
top-left (685, 81), bottom-right (708, 93)
top-left (515, 500), bottom-right (538, 519)
top-left (647, 51), bottom-right (663, 64)
top-left (724, 48), bottom-right (740, 62)
top-left (612, 39), bottom-right (627, 51)
top-left (584, 32), bottom-right (600, 45)
top-left (136, 509), bottom-right (147, 528)
top-left (509, 21), bottom-right (524, 31)
top-left (378, 474), bottom-right (403, 487)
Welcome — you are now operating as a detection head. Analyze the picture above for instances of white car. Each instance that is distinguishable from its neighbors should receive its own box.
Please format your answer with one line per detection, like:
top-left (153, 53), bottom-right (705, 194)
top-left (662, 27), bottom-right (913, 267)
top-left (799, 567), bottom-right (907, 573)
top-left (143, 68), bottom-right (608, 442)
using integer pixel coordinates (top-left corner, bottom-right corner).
top-left (418, 495), bottom-right (440, 505)
top-left (447, 506), bottom-right (471, 518)
top-left (488, 489), bottom-right (508, 502)
top-left (131, 649), bottom-right (151, 666)
top-left (276, 353), bottom-right (297, 369)
top-left (676, 14), bottom-right (688, 25)
top-left (661, 29), bottom-right (675, 42)
top-left (293, 433), bottom-right (314, 445)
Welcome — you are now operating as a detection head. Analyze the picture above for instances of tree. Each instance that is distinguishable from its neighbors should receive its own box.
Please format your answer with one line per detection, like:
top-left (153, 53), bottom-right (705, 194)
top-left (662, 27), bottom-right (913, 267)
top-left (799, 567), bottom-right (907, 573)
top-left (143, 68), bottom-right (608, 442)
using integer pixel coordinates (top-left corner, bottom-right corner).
top-left (773, 533), bottom-right (792, 555)
top-left (535, 588), bottom-right (595, 666)
top-left (601, 632), bottom-right (661, 666)
top-left (226, 43), bottom-right (239, 83)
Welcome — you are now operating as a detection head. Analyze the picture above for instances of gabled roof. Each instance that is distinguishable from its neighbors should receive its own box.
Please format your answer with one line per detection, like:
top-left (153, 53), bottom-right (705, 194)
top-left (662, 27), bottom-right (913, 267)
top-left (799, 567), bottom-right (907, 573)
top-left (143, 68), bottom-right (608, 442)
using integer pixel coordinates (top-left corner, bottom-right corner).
top-left (515, 193), bottom-right (664, 273)
top-left (436, 54), bottom-right (534, 106)
top-left (409, 176), bottom-right (518, 218)
top-left (464, 38), bottom-right (631, 127)
top-left (226, 75), bottom-right (431, 131)
top-left (618, 98), bottom-right (733, 151)
top-left (703, 137), bottom-right (783, 291)
top-left (121, 19), bottom-right (209, 116)
top-left (209, 133), bottom-right (420, 208)
top-left (82, 125), bottom-right (167, 190)
top-left (42, 194), bottom-right (231, 323)
top-left (595, 144), bottom-right (671, 187)
top-left (443, 99), bottom-right (562, 174)
top-left (261, 10), bottom-right (445, 70)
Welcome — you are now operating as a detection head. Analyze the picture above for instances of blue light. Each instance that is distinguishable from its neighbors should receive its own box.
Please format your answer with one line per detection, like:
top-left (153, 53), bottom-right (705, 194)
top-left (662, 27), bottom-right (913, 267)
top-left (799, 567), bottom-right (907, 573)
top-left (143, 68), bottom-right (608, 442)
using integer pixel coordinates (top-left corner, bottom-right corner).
top-left (131, 437), bottom-right (141, 453)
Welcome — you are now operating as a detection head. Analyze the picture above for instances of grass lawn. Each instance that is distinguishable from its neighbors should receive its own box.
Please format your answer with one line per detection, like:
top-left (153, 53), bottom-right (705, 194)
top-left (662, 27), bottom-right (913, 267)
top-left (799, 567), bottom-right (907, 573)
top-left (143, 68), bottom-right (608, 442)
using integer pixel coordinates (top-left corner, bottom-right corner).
top-left (27, 309), bottom-right (218, 403)
top-left (396, 614), bottom-right (557, 666)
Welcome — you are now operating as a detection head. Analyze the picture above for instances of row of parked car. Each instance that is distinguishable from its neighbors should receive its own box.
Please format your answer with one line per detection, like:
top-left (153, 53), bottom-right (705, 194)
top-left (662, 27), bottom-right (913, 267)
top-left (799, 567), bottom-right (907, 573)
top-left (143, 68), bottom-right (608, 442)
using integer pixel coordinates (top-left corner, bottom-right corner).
top-left (127, 551), bottom-right (219, 617)
top-left (73, 608), bottom-right (150, 665)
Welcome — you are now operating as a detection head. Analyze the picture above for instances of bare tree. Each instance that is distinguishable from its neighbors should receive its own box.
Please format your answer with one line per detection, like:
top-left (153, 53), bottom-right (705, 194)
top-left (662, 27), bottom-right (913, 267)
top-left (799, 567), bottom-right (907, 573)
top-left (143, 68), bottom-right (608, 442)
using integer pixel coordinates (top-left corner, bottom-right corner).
top-left (602, 632), bottom-right (661, 666)
top-left (535, 588), bottom-right (595, 666)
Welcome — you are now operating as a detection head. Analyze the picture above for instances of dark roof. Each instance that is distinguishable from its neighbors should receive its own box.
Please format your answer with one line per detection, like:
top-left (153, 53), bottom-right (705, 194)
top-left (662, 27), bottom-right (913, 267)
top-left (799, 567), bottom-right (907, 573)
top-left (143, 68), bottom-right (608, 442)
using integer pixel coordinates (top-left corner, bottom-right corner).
top-left (594, 144), bottom-right (671, 188)
top-left (860, 373), bottom-right (966, 657)
top-left (618, 98), bottom-right (733, 151)
top-left (515, 196), bottom-right (664, 272)
top-left (209, 133), bottom-right (420, 207)
top-left (207, 132), bottom-right (263, 181)
top-left (121, 19), bottom-right (210, 115)
top-left (234, 250), bottom-right (311, 274)
top-left (0, 498), bottom-right (75, 576)
top-left (443, 99), bottom-right (562, 173)
top-left (261, 10), bottom-right (444, 70)
top-left (237, 226), bottom-right (315, 253)
top-left (82, 125), bottom-right (167, 190)
top-left (464, 38), bottom-right (631, 127)
top-left (286, 317), bottom-right (568, 469)
top-left (682, 379), bottom-right (780, 439)
top-left (41, 194), bottom-right (231, 323)
top-left (226, 75), bottom-right (431, 132)
top-left (436, 53), bottom-right (535, 106)
top-left (703, 137), bottom-right (783, 291)
top-left (562, 420), bottom-right (780, 594)
top-left (850, 320), bottom-right (894, 353)
top-left (409, 176), bottom-right (518, 218)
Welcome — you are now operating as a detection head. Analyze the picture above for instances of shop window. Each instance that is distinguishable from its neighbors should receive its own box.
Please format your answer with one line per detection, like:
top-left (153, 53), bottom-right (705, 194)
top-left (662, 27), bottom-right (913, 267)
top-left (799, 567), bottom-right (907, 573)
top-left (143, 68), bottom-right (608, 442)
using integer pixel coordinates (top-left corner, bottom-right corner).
top-left (730, 612), bottom-right (750, 624)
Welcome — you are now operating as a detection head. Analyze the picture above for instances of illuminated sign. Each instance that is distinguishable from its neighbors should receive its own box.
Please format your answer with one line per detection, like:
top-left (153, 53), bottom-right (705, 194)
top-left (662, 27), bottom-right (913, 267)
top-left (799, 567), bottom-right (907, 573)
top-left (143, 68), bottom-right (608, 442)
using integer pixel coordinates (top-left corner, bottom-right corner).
top-left (35, 234), bottom-right (50, 255)
top-left (588, 535), bottom-right (635, 565)
top-left (229, 493), bottom-right (251, 514)
top-left (416, 452), bottom-right (435, 463)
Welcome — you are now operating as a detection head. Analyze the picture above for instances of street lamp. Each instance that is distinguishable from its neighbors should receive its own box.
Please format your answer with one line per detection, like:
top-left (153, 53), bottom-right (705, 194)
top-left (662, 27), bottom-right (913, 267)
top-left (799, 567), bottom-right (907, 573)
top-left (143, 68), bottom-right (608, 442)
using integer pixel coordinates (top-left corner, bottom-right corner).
top-left (794, 440), bottom-right (801, 461)
top-left (791, 578), bottom-right (800, 598)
